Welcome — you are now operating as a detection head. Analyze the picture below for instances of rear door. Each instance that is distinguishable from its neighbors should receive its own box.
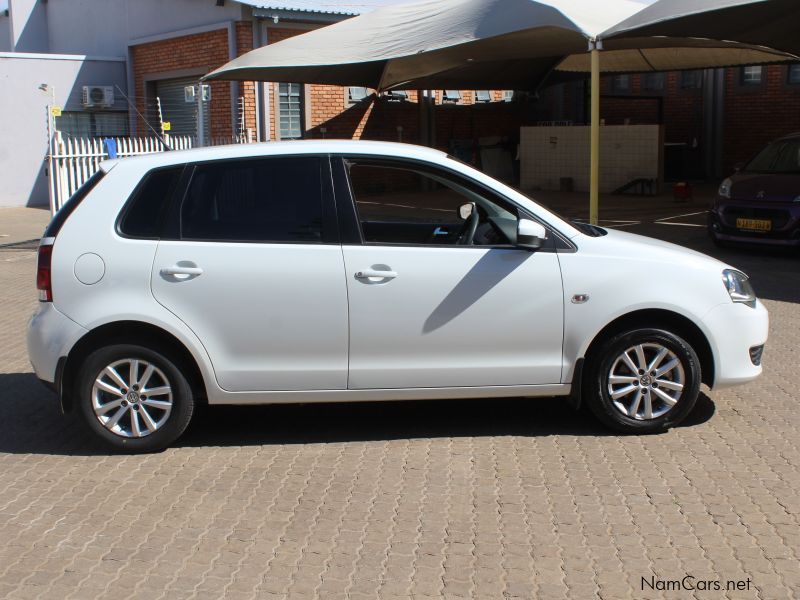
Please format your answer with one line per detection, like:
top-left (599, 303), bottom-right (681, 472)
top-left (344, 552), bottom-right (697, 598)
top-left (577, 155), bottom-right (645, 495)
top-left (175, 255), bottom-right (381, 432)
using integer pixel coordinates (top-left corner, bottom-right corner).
top-left (150, 155), bottom-right (349, 392)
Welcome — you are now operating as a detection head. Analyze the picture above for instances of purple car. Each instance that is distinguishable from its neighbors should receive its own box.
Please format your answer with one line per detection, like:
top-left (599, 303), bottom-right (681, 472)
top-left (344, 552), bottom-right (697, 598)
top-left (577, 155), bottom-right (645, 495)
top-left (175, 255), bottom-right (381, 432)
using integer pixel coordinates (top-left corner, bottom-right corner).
top-left (708, 132), bottom-right (800, 248)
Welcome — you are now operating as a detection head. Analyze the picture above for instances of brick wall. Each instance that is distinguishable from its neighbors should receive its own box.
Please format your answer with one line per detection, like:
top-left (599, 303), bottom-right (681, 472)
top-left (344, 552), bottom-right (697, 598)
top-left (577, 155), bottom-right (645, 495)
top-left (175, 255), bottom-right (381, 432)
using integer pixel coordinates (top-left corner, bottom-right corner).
top-left (724, 64), bottom-right (800, 172)
top-left (235, 22), bottom-right (257, 136)
top-left (131, 28), bottom-right (234, 139)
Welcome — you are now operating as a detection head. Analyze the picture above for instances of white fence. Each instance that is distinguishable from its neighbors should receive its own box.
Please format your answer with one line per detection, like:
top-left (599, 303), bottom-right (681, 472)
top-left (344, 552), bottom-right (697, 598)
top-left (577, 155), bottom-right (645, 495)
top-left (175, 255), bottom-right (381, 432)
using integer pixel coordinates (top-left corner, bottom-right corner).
top-left (47, 131), bottom-right (254, 214)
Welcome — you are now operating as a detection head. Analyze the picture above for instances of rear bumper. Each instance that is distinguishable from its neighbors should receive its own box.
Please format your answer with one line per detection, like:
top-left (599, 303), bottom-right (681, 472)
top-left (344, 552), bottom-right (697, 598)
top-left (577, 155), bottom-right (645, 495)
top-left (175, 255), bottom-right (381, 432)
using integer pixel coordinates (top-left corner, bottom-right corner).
top-left (27, 303), bottom-right (87, 384)
top-left (703, 300), bottom-right (769, 389)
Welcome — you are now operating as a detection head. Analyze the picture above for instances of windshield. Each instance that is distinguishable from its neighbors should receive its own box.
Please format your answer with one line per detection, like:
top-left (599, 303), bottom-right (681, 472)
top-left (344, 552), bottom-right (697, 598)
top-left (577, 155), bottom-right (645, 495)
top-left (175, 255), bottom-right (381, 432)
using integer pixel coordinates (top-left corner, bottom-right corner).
top-left (745, 138), bottom-right (800, 174)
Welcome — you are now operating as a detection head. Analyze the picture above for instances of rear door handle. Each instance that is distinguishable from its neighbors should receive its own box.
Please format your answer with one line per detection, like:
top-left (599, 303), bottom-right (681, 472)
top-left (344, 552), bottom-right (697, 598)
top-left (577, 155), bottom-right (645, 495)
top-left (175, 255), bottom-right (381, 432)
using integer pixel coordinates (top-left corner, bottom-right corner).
top-left (355, 269), bottom-right (398, 280)
top-left (160, 266), bottom-right (204, 277)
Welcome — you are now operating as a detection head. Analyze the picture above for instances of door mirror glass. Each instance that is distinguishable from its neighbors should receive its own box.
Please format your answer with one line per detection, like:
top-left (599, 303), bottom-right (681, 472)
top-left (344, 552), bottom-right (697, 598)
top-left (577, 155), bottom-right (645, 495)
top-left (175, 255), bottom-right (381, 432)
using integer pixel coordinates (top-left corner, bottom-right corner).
top-left (517, 219), bottom-right (547, 250)
top-left (458, 202), bottom-right (474, 221)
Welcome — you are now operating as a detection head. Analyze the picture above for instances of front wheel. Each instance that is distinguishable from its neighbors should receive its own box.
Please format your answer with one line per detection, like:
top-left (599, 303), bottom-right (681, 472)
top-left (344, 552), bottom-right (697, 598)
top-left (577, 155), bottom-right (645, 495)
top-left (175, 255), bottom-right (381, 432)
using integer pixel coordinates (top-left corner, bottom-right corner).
top-left (584, 329), bottom-right (701, 434)
top-left (76, 344), bottom-right (194, 452)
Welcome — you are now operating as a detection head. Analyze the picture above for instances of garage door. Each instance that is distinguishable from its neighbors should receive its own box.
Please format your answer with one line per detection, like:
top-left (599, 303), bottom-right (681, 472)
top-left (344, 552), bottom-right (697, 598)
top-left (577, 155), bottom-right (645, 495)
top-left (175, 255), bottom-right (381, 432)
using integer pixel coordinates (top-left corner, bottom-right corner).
top-left (155, 77), bottom-right (210, 139)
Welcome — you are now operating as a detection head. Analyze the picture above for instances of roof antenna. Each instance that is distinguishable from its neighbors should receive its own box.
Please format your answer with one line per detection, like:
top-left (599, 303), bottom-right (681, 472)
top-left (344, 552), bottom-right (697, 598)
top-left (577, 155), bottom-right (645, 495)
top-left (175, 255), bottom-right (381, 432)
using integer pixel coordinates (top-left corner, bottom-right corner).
top-left (115, 85), bottom-right (174, 151)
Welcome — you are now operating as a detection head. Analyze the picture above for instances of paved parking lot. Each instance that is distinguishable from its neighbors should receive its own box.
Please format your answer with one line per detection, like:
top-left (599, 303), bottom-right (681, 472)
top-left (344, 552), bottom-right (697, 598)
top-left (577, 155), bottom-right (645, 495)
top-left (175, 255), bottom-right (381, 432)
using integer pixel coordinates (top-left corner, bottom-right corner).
top-left (1, 200), bottom-right (799, 600)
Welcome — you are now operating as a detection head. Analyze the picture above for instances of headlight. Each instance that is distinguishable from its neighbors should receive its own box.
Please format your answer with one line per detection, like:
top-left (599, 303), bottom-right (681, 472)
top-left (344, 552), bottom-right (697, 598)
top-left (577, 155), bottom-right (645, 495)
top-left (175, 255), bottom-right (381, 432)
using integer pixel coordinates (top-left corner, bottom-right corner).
top-left (718, 178), bottom-right (732, 199)
top-left (722, 269), bottom-right (756, 307)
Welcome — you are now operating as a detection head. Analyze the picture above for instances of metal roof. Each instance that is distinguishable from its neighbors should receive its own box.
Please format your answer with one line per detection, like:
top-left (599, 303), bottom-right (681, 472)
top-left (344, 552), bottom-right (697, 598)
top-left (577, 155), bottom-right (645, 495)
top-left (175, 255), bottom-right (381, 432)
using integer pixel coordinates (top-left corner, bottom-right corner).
top-left (233, 0), bottom-right (407, 16)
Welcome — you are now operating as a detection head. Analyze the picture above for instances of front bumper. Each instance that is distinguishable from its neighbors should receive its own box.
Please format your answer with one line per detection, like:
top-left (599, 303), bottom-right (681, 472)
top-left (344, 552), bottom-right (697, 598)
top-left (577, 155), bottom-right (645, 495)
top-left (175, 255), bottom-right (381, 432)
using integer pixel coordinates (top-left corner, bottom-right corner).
top-left (27, 303), bottom-right (87, 385)
top-left (708, 203), bottom-right (800, 247)
top-left (703, 299), bottom-right (769, 389)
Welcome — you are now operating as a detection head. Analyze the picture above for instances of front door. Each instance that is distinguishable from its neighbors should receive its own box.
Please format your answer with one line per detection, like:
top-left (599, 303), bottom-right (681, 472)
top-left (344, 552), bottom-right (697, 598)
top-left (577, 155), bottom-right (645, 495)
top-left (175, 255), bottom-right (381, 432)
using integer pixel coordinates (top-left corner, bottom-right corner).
top-left (151, 155), bottom-right (348, 392)
top-left (338, 158), bottom-right (564, 390)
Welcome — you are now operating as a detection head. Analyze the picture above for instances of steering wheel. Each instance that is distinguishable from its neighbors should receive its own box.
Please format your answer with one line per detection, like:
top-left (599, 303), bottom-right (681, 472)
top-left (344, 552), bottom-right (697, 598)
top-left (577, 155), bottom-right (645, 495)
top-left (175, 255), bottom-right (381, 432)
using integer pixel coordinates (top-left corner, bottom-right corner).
top-left (457, 203), bottom-right (480, 246)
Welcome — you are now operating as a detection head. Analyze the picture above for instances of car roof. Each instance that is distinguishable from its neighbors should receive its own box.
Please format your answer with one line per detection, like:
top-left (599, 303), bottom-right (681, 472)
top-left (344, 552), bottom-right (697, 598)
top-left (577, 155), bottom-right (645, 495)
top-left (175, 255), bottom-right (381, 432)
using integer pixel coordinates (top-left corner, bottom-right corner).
top-left (101, 140), bottom-right (448, 172)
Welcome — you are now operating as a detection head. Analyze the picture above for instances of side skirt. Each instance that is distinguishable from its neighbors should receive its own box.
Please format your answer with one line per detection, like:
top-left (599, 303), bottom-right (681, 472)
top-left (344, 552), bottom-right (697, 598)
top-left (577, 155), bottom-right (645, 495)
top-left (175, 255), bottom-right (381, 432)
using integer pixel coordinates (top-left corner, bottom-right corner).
top-left (207, 384), bottom-right (571, 405)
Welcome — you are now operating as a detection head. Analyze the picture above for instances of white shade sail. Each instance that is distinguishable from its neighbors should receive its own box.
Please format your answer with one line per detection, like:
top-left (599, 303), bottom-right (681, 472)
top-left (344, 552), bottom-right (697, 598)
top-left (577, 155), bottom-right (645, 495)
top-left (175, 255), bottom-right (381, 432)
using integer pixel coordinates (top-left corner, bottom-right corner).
top-left (206, 0), bottom-right (799, 89)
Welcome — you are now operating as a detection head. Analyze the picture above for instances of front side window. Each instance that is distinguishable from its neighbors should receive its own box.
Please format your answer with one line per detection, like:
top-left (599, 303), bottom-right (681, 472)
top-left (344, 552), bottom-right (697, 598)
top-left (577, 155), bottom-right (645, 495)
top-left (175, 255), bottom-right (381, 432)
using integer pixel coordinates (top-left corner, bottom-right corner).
top-left (181, 157), bottom-right (323, 242)
top-left (347, 160), bottom-right (519, 247)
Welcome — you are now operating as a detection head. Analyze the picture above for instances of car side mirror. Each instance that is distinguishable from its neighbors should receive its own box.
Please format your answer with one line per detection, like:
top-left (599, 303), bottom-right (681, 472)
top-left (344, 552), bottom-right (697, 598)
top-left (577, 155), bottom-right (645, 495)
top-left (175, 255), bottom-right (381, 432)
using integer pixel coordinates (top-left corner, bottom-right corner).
top-left (516, 219), bottom-right (547, 250)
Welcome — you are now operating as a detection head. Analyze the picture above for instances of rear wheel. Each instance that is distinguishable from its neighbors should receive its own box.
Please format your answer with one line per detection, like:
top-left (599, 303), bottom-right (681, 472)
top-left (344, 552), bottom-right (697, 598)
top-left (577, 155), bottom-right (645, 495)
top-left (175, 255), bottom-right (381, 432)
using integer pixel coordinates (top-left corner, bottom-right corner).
top-left (76, 344), bottom-right (194, 452)
top-left (584, 328), bottom-right (700, 433)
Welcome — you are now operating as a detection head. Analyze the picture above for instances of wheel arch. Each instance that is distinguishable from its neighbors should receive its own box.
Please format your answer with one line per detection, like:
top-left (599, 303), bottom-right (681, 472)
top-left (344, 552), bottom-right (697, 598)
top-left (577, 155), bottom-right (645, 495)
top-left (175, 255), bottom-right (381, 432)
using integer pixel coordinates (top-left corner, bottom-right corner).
top-left (574, 309), bottom-right (715, 407)
top-left (61, 321), bottom-right (207, 413)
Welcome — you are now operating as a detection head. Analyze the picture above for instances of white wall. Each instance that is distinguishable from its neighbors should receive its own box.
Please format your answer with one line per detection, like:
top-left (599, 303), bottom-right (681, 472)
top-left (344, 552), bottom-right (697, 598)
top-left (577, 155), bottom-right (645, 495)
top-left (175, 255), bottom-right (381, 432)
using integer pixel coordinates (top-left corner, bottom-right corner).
top-left (520, 125), bottom-right (664, 193)
top-left (6, 0), bottom-right (246, 56)
top-left (0, 53), bottom-right (126, 207)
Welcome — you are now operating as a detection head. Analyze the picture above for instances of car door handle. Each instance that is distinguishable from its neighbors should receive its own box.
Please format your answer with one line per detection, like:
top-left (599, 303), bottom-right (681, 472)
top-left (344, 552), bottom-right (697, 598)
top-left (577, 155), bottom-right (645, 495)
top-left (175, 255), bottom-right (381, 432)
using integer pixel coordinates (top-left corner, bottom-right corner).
top-left (160, 266), bottom-right (204, 277)
top-left (355, 269), bottom-right (397, 280)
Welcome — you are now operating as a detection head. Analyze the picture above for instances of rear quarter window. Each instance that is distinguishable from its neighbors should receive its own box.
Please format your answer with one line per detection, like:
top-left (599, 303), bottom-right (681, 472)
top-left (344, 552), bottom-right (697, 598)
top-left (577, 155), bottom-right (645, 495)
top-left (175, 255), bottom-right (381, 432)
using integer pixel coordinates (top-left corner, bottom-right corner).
top-left (118, 166), bottom-right (185, 238)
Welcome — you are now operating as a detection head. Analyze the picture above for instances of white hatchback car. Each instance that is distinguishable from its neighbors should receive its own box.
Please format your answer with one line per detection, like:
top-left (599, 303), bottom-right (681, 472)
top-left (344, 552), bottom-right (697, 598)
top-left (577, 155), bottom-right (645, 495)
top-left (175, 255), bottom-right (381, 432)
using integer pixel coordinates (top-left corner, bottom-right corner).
top-left (28, 141), bottom-right (768, 452)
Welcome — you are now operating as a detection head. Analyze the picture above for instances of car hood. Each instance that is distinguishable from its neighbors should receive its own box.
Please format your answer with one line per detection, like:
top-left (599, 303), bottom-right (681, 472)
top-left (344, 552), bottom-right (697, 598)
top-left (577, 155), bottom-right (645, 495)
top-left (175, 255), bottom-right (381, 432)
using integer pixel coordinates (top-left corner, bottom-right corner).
top-left (584, 227), bottom-right (731, 273)
top-left (730, 172), bottom-right (800, 203)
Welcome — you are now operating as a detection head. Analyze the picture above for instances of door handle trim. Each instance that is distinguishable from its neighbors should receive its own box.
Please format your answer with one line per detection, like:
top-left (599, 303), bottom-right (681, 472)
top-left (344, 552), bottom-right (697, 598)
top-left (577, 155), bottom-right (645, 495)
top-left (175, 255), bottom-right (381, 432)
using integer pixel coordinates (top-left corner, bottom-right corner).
top-left (160, 266), bottom-right (204, 276)
top-left (355, 269), bottom-right (397, 280)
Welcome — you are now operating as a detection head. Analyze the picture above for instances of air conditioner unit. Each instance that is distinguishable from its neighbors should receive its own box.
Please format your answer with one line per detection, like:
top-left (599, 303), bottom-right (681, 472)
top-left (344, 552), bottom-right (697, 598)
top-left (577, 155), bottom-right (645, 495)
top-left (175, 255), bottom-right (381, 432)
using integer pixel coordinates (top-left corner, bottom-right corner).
top-left (82, 86), bottom-right (114, 108)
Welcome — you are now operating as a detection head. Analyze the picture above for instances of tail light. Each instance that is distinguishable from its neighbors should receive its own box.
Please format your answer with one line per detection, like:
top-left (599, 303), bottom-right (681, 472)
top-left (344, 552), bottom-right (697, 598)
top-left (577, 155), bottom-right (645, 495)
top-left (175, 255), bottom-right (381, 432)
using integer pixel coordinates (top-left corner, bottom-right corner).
top-left (36, 239), bottom-right (54, 302)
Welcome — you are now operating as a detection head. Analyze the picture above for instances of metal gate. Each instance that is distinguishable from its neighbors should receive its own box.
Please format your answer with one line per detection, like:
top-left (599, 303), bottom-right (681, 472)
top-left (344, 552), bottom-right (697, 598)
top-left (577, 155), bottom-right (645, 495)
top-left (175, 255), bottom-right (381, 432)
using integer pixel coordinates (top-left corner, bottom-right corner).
top-left (155, 77), bottom-right (209, 140)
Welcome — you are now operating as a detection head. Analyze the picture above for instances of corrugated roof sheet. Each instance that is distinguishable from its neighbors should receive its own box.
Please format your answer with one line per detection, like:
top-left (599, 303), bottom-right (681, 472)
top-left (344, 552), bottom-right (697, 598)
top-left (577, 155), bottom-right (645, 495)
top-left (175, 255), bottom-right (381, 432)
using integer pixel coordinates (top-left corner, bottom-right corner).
top-left (234, 0), bottom-right (406, 16)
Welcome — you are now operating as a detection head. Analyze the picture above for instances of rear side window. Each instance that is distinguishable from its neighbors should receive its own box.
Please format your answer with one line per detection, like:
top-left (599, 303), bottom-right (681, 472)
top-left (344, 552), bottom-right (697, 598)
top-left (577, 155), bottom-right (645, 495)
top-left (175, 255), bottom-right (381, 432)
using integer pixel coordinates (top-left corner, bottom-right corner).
top-left (181, 157), bottom-right (323, 243)
top-left (119, 167), bottom-right (184, 238)
top-left (44, 170), bottom-right (105, 238)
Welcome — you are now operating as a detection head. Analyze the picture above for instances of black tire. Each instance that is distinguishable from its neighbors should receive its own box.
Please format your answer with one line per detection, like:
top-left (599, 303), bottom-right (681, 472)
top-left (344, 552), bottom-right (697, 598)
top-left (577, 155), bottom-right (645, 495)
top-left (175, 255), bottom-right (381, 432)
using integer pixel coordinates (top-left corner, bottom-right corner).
top-left (75, 344), bottom-right (194, 453)
top-left (584, 328), bottom-right (701, 434)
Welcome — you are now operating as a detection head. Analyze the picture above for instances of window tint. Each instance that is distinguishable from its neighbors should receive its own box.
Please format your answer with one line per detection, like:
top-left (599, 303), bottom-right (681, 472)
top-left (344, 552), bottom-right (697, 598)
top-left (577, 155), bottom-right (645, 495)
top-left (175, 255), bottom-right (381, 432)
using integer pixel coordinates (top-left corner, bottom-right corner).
top-left (119, 167), bottom-right (183, 238)
top-left (347, 161), bottom-right (518, 246)
top-left (181, 157), bottom-right (323, 242)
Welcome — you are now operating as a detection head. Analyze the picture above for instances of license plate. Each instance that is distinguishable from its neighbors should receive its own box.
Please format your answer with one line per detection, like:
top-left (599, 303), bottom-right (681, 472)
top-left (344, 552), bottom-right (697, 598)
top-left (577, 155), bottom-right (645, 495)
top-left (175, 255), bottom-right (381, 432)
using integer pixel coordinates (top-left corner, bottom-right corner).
top-left (736, 218), bottom-right (772, 232)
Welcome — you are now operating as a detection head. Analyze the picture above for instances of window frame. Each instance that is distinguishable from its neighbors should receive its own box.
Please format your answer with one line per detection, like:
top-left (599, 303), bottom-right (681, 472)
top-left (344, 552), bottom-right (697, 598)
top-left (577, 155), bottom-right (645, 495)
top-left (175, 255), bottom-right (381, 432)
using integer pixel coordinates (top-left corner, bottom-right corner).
top-left (154, 154), bottom-right (339, 245)
top-left (642, 72), bottom-right (666, 93)
top-left (610, 74), bottom-right (631, 93)
top-left (740, 65), bottom-right (763, 86)
top-left (787, 64), bottom-right (800, 86)
top-left (330, 155), bottom-right (573, 252)
top-left (680, 70), bottom-right (703, 90)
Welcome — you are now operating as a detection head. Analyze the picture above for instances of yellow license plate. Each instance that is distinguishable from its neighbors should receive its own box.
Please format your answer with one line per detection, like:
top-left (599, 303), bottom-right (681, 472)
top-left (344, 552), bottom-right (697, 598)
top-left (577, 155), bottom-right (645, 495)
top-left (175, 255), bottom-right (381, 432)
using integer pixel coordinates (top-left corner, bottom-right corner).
top-left (736, 218), bottom-right (772, 232)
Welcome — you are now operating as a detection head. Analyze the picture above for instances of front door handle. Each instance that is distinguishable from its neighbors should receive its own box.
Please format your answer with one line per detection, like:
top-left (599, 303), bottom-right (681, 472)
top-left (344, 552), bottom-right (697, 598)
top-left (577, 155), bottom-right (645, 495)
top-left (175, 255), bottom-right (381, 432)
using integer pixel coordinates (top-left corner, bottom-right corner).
top-left (355, 269), bottom-right (398, 280)
top-left (160, 265), bottom-right (204, 277)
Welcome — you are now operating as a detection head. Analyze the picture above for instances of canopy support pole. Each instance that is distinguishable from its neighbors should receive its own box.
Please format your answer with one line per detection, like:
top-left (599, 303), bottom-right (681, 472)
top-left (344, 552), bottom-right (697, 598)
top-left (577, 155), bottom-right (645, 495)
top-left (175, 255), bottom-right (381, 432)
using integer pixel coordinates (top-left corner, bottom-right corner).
top-left (589, 41), bottom-right (601, 226)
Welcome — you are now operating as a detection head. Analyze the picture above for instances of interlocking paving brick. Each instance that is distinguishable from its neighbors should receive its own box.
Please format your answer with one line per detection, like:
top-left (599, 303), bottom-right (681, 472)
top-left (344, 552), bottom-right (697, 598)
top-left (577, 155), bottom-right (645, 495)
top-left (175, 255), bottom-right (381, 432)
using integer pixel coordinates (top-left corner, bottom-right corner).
top-left (1, 205), bottom-right (799, 599)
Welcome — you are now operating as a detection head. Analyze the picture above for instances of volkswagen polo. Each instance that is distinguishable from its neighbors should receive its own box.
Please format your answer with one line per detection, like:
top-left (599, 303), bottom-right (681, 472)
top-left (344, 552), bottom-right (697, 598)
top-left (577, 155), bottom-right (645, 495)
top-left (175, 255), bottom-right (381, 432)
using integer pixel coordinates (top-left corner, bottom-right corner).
top-left (28, 141), bottom-right (768, 452)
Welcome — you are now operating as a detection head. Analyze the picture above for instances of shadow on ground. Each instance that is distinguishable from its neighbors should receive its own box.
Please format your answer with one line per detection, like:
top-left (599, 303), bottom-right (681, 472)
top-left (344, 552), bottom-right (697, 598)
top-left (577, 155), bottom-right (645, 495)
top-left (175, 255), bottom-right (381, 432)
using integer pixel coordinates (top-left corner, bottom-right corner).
top-left (0, 372), bottom-right (715, 456)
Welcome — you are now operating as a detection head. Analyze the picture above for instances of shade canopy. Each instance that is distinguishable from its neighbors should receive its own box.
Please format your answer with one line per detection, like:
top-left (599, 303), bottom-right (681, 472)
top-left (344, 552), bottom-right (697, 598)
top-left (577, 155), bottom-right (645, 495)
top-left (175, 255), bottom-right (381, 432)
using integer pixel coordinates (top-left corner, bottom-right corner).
top-left (205, 0), bottom-right (799, 90)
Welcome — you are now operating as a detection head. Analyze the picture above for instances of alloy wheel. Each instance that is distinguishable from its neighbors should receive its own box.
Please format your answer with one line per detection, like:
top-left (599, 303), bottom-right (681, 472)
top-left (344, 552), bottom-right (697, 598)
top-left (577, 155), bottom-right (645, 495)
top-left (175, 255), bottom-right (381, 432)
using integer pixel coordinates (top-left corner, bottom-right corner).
top-left (91, 358), bottom-right (173, 438)
top-left (607, 343), bottom-right (685, 420)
